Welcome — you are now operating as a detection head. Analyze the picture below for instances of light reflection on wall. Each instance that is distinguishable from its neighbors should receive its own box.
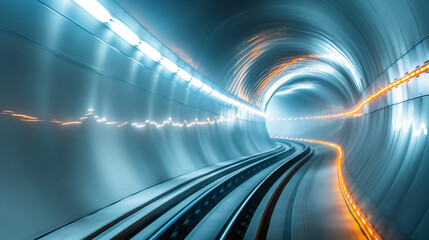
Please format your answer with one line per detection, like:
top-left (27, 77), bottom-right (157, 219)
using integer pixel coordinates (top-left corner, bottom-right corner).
top-left (1, 109), bottom-right (242, 129)
top-left (392, 119), bottom-right (428, 136)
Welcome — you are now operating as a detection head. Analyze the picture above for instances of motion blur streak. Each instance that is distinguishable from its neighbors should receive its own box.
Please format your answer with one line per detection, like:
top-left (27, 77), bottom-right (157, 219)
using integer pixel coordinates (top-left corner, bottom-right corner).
top-left (0, 109), bottom-right (242, 129)
top-left (252, 57), bottom-right (311, 103)
top-left (61, 121), bottom-right (82, 126)
top-left (271, 136), bottom-right (381, 240)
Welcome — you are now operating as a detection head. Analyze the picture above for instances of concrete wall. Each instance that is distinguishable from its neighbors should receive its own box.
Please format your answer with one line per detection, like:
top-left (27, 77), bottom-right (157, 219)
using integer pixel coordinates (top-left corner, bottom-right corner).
top-left (344, 37), bottom-right (429, 240)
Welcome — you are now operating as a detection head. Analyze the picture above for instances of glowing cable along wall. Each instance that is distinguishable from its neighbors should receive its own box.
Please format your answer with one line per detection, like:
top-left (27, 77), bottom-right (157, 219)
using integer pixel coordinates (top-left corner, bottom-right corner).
top-left (72, 0), bottom-right (264, 117)
top-left (271, 136), bottom-right (381, 240)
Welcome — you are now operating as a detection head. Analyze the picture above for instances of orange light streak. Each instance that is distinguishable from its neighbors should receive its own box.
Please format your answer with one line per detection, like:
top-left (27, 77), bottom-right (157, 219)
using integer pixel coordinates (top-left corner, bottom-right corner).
top-left (271, 136), bottom-right (382, 240)
top-left (253, 57), bottom-right (307, 100)
top-left (19, 119), bottom-right (44, 122)
top-left (277, 62), bottom-right (429, 120)
top-left (247, 35), bottom-right (259, 43)
top-left (11, 113), bottom-right (39, 120)
top-left (346, 62), bottom-right (429, 116)
top-left (117, 122), bottom-right (128, 128)
top-left (61, 121), bottom-right (82, 126)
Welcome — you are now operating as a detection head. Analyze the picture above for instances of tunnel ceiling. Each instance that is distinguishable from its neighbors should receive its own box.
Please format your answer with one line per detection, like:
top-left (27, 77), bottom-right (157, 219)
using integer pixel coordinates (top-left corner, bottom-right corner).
top-left (116, 0), bottom-right (426, 110)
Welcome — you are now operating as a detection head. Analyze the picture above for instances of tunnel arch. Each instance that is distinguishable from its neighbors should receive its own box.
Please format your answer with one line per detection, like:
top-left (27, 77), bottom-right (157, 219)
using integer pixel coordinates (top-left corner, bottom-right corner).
top-left (1, 0), bottom-right (429, 239)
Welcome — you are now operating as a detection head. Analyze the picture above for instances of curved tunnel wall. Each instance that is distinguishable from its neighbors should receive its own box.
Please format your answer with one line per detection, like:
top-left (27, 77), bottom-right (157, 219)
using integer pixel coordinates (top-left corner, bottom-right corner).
top-left (1, 0), bottom-right (429, 239)
top-left (262, 1), bottom-right (429, 239)
top-left (343, 37), bottom-right (429, 240)
top-left (0, 1), bottom-right (274, 239)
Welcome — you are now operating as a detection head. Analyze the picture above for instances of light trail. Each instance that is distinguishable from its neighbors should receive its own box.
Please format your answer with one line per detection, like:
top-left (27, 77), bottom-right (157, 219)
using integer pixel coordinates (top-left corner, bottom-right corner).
top-left (271, 136), bottom-right (381, 240)
top-left (0, 109), bottom-right (241, 129)
top-left (61, 121), bottom-right (82, 126)
top-left (346, 62), bottom-right (429, 116)
top-left (271, 61), bottom-right (429, 120)
top-left (19, 119), bottom-right (45, 122)
top-left (247, 35), bottom-right (259, 43)
top-left (228, 54), bottom-right (314, 104)
top-left (253, 57), bottom-right (309, 103)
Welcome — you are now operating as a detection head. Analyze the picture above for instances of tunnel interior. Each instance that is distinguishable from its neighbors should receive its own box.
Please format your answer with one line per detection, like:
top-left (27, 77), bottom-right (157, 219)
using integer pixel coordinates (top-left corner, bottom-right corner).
top-left (1, 0), bottom-right (429, 239)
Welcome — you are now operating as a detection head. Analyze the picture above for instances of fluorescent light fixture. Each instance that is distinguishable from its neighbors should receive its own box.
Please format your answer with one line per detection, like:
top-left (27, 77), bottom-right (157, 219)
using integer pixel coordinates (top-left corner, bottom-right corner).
top-left (211, 90), bottom-right (220, 98)
top-left (202, 84), bottom-right (213, 94)
top-left (190, 78), bottom-right (203, 88)
top-left (232, 100), bottom-right (241, 106)
top-left (177, 69), bottom-right (192, 81)
top-left (219, 95), bottom-right (228, 102)
top-left (74, 0), bottom-right (111, 23)
top-left (109, 19), bottom-right (140, 45)
top-left (74, 0), bottom-right (265, 117)
top-left (160, 57), bottom-right (178, 72)
top-left (138, 41), bottom-right (161, 61)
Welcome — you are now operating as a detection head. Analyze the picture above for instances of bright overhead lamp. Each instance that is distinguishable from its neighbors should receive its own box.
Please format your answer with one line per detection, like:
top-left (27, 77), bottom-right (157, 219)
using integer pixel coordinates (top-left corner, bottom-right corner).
top-left (74, 0), bottom-right (111, 23)
top-left (177, 69), bottom-right (192, 81)
top-left (74, 0), bottom-right (264, 117)
top-left (227, 98), bottom-right (235, 105)
top-left (211, 90), bottom-right (220, 98)
top-left (202, 84), bottom-right (213, 94)
top-left (138, 41), bottom-right (161, 61)
top-left (190, 78), bottom-right (203, 88)
top-left (232, 100), bottom-right (241, 106)
top-left (219, 95), bottom-right (228, 102)
top-left (109, 19), bottom-right (140, 45)
top-left (160, 57), bottom-right (178, 73)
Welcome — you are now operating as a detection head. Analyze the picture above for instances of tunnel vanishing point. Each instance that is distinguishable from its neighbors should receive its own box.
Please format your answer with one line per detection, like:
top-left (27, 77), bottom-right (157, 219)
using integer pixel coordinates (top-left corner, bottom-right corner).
top-left (1, 0), bottom-right (429, 239)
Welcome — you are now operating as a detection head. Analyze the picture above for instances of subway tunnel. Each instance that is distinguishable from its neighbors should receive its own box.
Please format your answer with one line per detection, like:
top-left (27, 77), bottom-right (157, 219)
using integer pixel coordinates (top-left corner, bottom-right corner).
top-left (1, 0), bottom-right (429, 239)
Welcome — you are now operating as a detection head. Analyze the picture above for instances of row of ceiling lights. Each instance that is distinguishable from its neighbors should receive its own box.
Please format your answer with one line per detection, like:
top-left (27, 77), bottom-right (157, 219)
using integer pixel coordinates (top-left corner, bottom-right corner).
top-left (73, 0), bottom-right (265, 117)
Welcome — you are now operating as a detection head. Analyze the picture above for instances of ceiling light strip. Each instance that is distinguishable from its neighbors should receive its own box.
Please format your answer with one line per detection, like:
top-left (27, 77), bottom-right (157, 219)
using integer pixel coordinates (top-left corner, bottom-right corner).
top-left (73, 0), bottom-right (265, 117)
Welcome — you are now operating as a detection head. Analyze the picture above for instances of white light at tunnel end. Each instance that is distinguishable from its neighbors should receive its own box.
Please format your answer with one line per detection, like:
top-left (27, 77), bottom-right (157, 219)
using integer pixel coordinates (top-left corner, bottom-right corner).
top-left (73, 0), bottom-right (265, 117)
